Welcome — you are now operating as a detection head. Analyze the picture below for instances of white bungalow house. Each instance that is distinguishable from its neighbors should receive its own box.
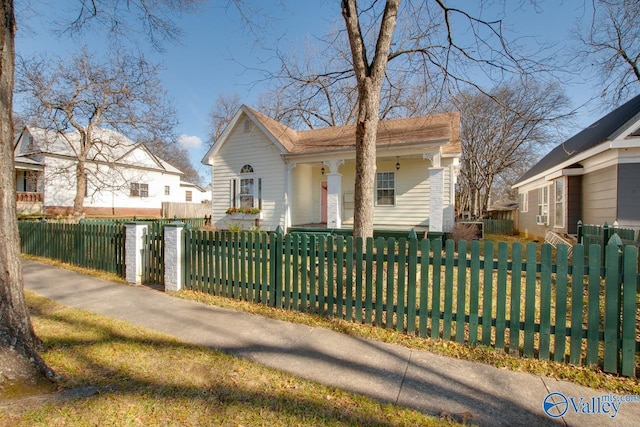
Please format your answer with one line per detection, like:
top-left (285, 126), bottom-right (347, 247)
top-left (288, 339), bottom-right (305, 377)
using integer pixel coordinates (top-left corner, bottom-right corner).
top-left (202, 106), bottom-right (461, 233)
top-left (14, 126), bottom-right (196, 217)
top-left (513, 93), bottom-right (640, 240)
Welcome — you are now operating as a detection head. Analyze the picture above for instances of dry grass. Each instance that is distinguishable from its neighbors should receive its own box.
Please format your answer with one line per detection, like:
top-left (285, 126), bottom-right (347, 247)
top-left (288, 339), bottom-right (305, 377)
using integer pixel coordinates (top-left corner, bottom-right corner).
top-left (0, 292), bottom-right (453, 426)
top-left (174, 290), bottom-right (640, 396)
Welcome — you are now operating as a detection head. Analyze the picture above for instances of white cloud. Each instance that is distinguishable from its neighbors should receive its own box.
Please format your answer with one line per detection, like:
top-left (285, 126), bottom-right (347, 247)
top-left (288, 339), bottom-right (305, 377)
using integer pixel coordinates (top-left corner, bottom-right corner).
top-left (178, 134), bottom-right (203, 149)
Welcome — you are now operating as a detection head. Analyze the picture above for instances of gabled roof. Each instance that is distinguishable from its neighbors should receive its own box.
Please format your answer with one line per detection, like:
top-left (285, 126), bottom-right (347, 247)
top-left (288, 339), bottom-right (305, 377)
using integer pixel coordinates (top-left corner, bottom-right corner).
top-left (203, 105), bottom-right (461, 163)
top-left (514, 93), bottom-right (640, 186)
top-left (15, 126), bottom-right (183, 175)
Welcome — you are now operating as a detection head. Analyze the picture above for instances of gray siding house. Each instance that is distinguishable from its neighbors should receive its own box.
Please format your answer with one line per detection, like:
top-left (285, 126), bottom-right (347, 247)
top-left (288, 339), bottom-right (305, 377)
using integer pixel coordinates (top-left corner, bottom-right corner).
top-left (513, 94), bottom-right (640, 240)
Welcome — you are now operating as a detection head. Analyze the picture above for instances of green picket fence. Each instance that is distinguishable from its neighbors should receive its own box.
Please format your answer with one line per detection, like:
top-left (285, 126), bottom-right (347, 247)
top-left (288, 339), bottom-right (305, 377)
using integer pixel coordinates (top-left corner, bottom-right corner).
top-left (80, 217), bottom-right (209, 229)
top-left (18, 221), bottom-right (125, 276)
top-left (183, 229), bottom-right (639, 377)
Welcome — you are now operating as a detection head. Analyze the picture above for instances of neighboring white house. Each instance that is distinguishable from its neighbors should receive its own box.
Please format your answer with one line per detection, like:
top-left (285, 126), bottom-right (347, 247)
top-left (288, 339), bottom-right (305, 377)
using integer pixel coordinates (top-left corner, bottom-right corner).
top-left (202, 105), bottom-right (461, 233)
top-left (180, 181), bottom-right (211, 204)
top-left (14, 126), bottom-right (197, 217)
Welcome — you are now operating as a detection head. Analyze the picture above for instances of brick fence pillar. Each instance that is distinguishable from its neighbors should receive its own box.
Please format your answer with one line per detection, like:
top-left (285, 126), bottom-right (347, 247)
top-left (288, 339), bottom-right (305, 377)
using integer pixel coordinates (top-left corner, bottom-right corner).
top-left (125, 222), bottom-right (148, 285)
top-left (164, 222), bottom-right (185, 292)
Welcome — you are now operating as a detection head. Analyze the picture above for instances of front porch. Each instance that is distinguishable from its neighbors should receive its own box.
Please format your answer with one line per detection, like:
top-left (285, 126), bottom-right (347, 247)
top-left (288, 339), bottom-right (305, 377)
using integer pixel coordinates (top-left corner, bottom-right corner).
top-left (15, 158), bottom-right (45, 215)
top-left (286, 150), bottom-right (456, 234)
top-left (16, 192), bottom-right (44, 215)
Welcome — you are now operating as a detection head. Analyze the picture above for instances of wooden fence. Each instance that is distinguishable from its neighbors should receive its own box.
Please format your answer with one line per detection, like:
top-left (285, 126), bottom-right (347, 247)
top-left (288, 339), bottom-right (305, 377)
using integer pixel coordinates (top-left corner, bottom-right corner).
top-left (183, 229), bottom-right (639, 377)
top-left (18, 221), bottom-right (125, 276)
top-left (482, 219), bottom-right (514, 235)
top-left (162, 202), bottom-right (211, 219)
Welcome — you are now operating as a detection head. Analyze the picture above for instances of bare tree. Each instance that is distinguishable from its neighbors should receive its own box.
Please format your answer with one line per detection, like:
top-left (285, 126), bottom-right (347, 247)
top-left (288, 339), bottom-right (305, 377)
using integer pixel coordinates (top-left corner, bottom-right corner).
top-left (252, 1), bottom-right (556, 238)
top-left (141, 137), bottom-right (201, 184)
top-left (574, 0), bottom-right (640, 105)
top-left (452, 81), bottom-right (571, 218)
top-left (207, 92), bottom-right (243, 144)
top-left (339, 0), bottom-right (553, 238)
top-left (1, 0), bottom-right (198, 387)
top-left (16, 48), bottom-right (180, 217)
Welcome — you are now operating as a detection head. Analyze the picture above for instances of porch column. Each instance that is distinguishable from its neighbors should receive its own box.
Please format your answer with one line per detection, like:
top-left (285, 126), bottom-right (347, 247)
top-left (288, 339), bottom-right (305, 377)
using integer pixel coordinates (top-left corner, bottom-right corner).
top-left (323, 159), bottom-right (344, 229)
top-left (424, 151), bottom-right (444, 233)
top-left (285, 163), bottom-right (296, 231)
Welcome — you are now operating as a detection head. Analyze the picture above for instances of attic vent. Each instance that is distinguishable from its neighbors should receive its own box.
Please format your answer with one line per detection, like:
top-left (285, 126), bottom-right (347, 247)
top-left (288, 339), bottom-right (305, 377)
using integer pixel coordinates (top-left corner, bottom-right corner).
top-left (244, 119), bottom-right (252, 133)
top-left (25, 135), bottom-right (34, 152)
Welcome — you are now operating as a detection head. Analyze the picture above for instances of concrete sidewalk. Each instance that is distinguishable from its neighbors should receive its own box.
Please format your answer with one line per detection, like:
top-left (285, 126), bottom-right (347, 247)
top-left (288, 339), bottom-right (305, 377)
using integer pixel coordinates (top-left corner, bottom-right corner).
top-left (22, 259), bottom-right (639, 426)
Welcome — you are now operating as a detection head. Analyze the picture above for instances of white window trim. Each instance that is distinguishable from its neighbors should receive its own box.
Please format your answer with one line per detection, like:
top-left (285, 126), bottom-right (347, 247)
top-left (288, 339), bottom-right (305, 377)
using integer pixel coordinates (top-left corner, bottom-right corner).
top-left (230, 165), bottom-right (262, 210)
top-left (130, 182), bottom-right (149, 198)
top-left (375, 171), bottom-right (396, 207)
top-left (554, 178), bottom-right (565, 229)
top-left (536, 185), bottom-right (549, 225)
top-left (520, 192), bottom-right (528, 213)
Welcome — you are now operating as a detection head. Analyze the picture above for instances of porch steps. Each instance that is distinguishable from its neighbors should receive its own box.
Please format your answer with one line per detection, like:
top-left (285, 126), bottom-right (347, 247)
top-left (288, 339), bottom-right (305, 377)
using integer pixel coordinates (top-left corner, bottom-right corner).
top-left (544, 231), bottom-right (574, 257)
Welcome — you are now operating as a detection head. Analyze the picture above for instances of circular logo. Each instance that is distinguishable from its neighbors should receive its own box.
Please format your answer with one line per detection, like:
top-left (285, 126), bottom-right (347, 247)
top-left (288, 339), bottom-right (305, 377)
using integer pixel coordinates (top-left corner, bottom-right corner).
top-left (543, 392), bottom-right (569, 418)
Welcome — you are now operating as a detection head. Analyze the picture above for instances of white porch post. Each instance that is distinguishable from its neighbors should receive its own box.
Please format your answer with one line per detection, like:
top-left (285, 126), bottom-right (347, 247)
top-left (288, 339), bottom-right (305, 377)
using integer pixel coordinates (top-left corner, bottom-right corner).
top-left (424, 151), bottom-right (444, 233)
top-left (323, 159), bottom-right (344, 229)
top-left (285, 163), bottom-right (296, 231)
top-left (125, 222), bottom-right (148, 285)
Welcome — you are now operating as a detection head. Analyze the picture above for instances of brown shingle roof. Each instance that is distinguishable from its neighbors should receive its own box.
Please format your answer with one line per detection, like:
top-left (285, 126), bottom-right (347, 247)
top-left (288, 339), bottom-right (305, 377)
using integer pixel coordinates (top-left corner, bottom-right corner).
top-left (245, 106), bottom-right (461, 156)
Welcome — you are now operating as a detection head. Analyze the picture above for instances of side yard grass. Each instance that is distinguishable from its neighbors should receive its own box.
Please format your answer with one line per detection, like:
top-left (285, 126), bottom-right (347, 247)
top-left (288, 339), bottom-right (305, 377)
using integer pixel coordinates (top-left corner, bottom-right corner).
top-left (1, 290), bottom-right (450, 427)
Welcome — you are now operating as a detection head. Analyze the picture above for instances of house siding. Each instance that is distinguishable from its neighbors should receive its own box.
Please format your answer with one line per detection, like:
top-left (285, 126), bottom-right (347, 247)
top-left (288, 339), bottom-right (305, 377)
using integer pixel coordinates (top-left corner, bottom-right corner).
top-left (290, 164), bottom-right (314, 225)
top-left (517, 184), bottom-right (549, 239)
top-left (343, 158), bottom-right (455, 231)
top-left (211, 116), bottom-right (286, 231)
top-left (582, 165), bottom-right (617, 225)
top-left (617, 163), bottom-right (640, 227)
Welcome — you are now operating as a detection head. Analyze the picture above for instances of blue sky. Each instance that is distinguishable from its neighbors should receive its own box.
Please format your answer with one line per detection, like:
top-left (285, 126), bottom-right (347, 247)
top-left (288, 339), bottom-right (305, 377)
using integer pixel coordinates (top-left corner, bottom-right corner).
top-left (15, 1), bottom-right (606, 178)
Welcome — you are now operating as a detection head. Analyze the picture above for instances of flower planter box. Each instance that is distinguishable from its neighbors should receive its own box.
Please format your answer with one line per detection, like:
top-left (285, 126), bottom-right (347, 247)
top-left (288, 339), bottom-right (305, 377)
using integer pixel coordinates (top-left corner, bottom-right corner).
top-left (227, 212), bottom-right (262, 220)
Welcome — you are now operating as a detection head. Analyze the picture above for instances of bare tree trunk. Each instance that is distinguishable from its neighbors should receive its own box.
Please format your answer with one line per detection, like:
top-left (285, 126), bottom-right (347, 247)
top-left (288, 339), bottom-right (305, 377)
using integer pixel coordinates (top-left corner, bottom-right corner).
top-left (342, 0), bottom-right (399, 239)
top-left (353, 85), bottom-right (379, 239)
top-left (0, 0), bottom-right (53, 382)
top-left (73, 159), bottom-right (86, 219)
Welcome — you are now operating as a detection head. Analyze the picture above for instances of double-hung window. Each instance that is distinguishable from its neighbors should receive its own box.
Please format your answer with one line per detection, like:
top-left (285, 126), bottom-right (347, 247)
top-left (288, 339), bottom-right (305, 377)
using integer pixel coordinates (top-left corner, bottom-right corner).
top-left (520, 192), bottom-right (528, 213)
top-left (231, 165), bottom-right (262, 210)
top-left (537, 186), bottom-right (549, 224)
top-left (376, 172), bottom-right (395, 206)
top-left (130, 182), bottom-right (149, 198)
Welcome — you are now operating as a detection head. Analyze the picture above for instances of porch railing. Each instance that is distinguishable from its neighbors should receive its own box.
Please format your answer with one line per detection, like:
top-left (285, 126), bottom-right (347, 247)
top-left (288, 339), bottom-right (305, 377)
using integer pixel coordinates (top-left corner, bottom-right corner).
top-left (16, 192), bottom-right (43, 202)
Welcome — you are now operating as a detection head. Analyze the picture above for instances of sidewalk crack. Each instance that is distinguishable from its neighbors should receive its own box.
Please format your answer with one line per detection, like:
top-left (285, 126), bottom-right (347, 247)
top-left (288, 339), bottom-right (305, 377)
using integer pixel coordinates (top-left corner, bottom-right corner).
top-left (395, 350), bottom-right (412, 405)
top-left (540, 376), bottom-right (568, 427)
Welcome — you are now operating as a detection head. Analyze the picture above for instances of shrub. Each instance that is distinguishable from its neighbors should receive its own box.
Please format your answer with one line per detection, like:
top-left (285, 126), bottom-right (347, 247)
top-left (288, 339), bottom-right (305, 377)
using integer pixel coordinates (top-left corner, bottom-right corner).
top-left (450, 222), bottom-right (481, 242)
